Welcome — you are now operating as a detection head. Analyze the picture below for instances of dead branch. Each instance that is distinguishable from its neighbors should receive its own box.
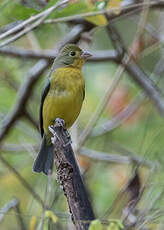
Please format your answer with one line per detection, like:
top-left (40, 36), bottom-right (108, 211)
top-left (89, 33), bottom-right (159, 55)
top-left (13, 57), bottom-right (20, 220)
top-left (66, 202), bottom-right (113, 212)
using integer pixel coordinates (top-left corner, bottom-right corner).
top-left (49, 120), bottom-right (95, 230)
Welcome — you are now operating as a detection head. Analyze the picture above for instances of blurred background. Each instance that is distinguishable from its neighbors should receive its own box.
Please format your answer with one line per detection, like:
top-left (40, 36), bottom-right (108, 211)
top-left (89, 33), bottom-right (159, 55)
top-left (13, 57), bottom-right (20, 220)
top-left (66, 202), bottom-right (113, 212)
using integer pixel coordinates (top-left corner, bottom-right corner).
top-left (0, 0), bottom-right (164, 229)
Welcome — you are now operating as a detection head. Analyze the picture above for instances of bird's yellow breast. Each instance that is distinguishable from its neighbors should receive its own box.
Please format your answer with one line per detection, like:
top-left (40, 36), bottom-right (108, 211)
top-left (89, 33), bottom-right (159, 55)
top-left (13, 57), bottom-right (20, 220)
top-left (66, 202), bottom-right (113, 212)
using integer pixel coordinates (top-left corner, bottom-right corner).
top-left (43, 67), bottom-right (85, 134)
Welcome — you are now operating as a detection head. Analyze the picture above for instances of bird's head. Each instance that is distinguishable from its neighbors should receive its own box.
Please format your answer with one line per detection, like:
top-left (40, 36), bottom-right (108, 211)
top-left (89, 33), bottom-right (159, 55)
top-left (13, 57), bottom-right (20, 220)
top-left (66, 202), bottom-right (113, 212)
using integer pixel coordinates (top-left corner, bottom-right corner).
top-left (55, 44), bottom-right (91, 69)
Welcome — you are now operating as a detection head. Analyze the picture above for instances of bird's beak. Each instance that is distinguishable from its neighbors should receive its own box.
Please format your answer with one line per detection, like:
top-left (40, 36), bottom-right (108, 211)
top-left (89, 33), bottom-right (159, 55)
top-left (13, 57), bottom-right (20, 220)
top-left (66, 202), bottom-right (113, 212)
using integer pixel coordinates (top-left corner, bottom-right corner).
top-left (81, 50), bottom-right (92, 59)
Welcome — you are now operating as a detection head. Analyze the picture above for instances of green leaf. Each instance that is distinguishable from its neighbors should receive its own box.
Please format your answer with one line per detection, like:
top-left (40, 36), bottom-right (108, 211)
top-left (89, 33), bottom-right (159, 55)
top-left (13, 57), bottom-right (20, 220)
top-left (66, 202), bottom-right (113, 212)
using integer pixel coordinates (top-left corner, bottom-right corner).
top-left (0, 1), bottom-right (38, 24)
top-left (89, 220), bottom-right (103, 230)
top-left (47, 0), bottom-right (88, 19)
top-left (107, 220), bottom-right (124, 230)
top-left (9, 3), bottom-right (38, 19)
top-left (45, 210), bottom-right (58, 223)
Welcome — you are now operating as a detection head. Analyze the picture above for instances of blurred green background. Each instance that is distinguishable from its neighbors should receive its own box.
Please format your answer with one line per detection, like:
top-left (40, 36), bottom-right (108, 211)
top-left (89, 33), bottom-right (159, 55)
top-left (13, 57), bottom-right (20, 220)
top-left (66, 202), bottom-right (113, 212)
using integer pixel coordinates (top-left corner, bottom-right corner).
top-left (0, 0), bottom-right (164, 229)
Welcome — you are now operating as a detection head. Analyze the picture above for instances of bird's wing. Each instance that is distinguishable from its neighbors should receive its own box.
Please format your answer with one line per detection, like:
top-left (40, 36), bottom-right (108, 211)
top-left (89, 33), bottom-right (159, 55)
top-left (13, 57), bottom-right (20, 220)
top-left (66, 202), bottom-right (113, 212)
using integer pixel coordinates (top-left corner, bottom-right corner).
top-left (83, 87), bottom-right (85, 101)
top-left (40, 79), bottom-right (50, 137)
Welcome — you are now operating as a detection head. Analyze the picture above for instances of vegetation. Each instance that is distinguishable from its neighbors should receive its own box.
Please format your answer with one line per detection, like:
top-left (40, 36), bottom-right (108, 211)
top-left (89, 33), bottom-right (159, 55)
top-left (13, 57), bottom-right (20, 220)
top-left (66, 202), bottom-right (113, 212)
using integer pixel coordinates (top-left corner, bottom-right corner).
top-left (0, 0), bottom-right (164, 229)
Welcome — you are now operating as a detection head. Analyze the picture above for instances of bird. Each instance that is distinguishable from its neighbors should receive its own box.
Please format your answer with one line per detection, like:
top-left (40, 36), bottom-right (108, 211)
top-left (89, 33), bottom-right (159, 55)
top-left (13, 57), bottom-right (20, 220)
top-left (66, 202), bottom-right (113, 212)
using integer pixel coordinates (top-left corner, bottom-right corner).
top-left (33, 44), bottom-right (91, 175)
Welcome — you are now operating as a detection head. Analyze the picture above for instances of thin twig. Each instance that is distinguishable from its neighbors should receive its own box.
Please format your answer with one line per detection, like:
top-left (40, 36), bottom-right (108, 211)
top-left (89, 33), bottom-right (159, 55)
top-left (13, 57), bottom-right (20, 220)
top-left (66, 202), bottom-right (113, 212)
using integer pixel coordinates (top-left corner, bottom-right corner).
top-left (0, 142), bottom-right (157, 169)
top-left (91, 93), bottom-right (146, 137)
top-left (0, 198), bottom-right (19, 222)
top-left (124, 61), bottom-right (164, 116)
top-left (0, 0), bottom-right (69, 42)
top-left (44, 1), bottom-right (164, 24)
top-left (0, 46), bottom-right (118, 62)
top-left (24, 110), bottom-right (39, 131)
top-left (0, 0), bottom-right (70, 48)
top-left (1, 71), bottom-right (39, 131)
top-left (0, 198), bottom-right (26, 229)
top-left (14, 204), bottom-right (27, 230)
top-left (92, 31), bottom-right (164, 137)
top-left (79, 147), bottom-right (154, 168)
top-left (0, 154), bottom-right (44, 208)
top-left (77, 61), bottom-right (125, 150)
top-left (0, 59), bottom-right (49, 142)
top-left (105, 13), bottom-right (164, 116)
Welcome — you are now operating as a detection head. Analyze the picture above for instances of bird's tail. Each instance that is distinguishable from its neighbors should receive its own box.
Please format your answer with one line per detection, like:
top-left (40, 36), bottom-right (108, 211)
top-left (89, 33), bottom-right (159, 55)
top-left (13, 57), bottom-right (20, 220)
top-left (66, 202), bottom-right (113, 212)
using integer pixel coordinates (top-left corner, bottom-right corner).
top-left (33, 135), bottom-right (54, 175)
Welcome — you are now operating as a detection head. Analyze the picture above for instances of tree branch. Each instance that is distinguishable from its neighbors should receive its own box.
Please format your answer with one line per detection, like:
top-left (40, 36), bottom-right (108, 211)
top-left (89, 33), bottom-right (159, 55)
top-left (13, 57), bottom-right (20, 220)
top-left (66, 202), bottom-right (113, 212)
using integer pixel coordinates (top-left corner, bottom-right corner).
top-left (124, 61), bottom-right (164, 116)
top-left (14, 203), bottom-right (27, 230)
top-left (44, 0), bottom-right (164, 25)
top-left (49, 120), bottom-right (95, 230)
top-left (79, 147), bottom-right (155, 168)
top-left (105, 17), bottom-right (164, 116)
top-left (0, 46), bottom-right (118, 62)
top-left (0, 198), bottom-right (19, 222)
top-left (0, 59), bottom-right (49, 142)
top-left (91, 93), bottom-right (146, 137)
top-left (0, 0), bottom-right (70, 48)
top-left (0, 198), bottom-right (26, 229)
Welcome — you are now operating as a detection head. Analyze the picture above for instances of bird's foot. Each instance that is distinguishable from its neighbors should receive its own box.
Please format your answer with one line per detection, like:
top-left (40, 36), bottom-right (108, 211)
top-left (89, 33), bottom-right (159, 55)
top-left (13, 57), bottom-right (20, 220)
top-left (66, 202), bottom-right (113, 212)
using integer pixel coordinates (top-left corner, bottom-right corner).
top-left (50, 118), bottom-right (72, 147)
top-left (55, 118), bottom-right (65, 127)
top-left (49, 125), bottom-right (58, 145)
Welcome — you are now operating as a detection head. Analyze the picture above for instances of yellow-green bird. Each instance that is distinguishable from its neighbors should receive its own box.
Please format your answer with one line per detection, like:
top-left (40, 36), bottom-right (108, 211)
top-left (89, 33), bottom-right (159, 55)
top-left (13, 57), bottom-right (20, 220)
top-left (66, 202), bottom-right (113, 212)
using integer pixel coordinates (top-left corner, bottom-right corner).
top-left (33, 44), bottom-right (91, 175)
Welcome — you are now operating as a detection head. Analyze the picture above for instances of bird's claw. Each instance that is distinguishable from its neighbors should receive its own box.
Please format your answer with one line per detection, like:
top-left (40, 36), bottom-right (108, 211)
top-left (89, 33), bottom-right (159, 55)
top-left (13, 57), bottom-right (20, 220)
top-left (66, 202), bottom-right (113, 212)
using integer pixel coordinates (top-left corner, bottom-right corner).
top-left (49, 118), bottom-right (72, 147)
top-left (55, 118), bottom-right (65, 127)
top-left (51, 135), bottom-right (57, 145)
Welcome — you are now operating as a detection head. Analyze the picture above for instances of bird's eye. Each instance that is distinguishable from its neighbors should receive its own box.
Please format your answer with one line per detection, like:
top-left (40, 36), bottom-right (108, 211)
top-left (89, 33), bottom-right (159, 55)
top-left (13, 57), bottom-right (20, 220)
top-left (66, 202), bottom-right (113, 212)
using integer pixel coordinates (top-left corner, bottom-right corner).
top-left (70, 51), bottom-right (76, 56)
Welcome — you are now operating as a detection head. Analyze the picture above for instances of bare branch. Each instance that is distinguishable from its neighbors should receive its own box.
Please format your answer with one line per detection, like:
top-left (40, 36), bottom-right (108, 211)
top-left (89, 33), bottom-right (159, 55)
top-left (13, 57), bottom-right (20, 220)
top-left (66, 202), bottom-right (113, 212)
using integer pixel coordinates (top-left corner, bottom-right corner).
top-left (92, 93), bottom-right (146, 137)
top-left (124, 61), bottom-right (164, 116)
top-left (1, 72), bottom-right (39, 131)
top-left (0, 59), bottom-right (49, 142)
top-left (0, 21), bottom-right (23, 35)
top-left (24, 110), bottom-right (39, 131)
top-left (0, 198), bottom-right (26, 229)
top-left (0, 154), bottom-right (44, 208)
top-left (0, 198), bottom-right (19, 222)
top-left (14, 203), bottom-right (27, 230)
top-left (105, 16), bottom-right (164, 116)
top-left (44, 1), bottom-right (164, 24)
top-left (0, 46), bottom-right (118, 62)
top-left (0, 0), bottom-right (69, 47)
top-left (77, 59), bottom-right (124, 150)
top-left (0, 46), bottom-right (57, 59)
top-left (79, 147), bottom-right (154, 168)
top-left (49, 120), bottom-right (95, 230)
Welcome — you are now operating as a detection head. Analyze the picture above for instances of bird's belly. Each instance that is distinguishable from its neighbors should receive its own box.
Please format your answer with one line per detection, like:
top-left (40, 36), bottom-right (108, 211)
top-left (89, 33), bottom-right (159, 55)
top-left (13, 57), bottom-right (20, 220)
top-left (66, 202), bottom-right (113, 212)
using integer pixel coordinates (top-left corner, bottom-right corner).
top-left (43, 91), bottom-right (83, 133)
